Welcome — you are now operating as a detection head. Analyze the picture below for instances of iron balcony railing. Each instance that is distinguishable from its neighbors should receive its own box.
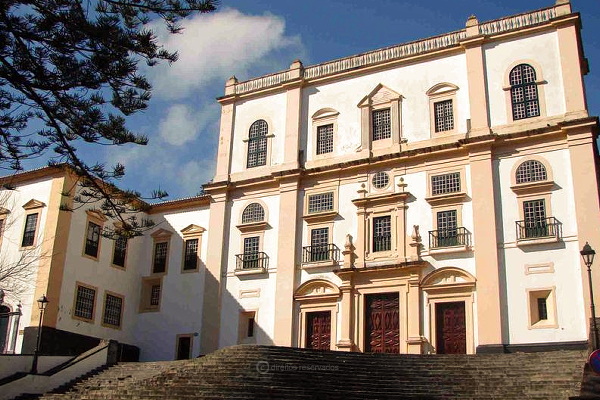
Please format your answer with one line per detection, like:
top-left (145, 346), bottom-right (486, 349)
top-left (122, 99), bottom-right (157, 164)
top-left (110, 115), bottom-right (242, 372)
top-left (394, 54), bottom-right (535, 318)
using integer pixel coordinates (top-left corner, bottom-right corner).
top-left (516, 217), bottom-right (561, 241)
top-left (429, 227), bottom-right (471, 249)
top-left (302, 244), bottom-right (340, 263)
top-left (235, 251), bottom-right (269, 270)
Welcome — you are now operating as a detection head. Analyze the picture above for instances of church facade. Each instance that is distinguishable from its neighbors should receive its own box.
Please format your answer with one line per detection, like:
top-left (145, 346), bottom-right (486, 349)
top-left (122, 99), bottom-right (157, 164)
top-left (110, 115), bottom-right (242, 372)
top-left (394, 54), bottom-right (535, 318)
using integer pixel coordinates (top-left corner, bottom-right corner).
top-left (1, 0), bottom-right (599, 361)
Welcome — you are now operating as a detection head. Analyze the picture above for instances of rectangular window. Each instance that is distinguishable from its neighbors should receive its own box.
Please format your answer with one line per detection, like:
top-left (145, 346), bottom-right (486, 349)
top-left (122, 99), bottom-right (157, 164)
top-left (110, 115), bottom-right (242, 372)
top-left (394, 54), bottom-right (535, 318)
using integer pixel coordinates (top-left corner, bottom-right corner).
top-left (153, 242), bottom-right (168, 273)
top-left (21, 213), bottom-right (38, 247)
top-left (434, 100), bottom-right (454, 132)
top-left (431, 172), bottom-right (461, 196)
top-left (307, 192), bottom-right (334, 214)
top-left (74, 285), bottom-right (95, 320)
top-left (103, 294), bottom-right (123, 327)
top-left (247, 137), bottom-right (267, 168)
top-left (372, 108), bottom-right (391, 141)
top-left (537, 297), bottom-right (548, 321)
top-left (436, 210), bottom-right (458, 247)
top-left (316, 124), bottom-right (334, 155)
top-left (247, 316), bottom-right (255, 338)
top-left (150, 284), bottom-right (161, 306)
top-left (84, 221), bottom-right (101, 258)
top-left (112, 237), bottom-right (127, 267)
top-left (523, 199), bottom-right (547, 238)
top-left (372, 216), bottom-right (391, 252)
top-left (310, 227), bottom-right (329, 262)
top-left (183, 238), bottom-right (199, 271)
top-left (243, 236), bottom-right (260, 269)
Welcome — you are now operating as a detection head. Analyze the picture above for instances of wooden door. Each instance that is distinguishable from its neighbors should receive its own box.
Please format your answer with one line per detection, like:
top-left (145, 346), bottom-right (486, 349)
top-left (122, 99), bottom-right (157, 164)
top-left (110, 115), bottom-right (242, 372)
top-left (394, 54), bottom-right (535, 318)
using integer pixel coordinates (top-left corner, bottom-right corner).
top-left (306, 311), bottom-right (331, 350)
top-left (365, 293), bottom-right (400, 353)
top-left (435, 301), bottom-right (466, 354)
top-left (176, 336), bottom-right (191, 360)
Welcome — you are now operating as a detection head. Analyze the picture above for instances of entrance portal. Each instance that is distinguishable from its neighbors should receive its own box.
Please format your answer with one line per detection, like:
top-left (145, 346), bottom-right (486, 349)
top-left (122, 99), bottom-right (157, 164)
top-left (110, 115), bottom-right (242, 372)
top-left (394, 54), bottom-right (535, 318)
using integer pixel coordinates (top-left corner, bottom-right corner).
top-left (305, 311), bottom-right (331, 350)
top-left (365, 293), bottom-right (399, 353)
top-left (435, 301), bottom-right (466, 354)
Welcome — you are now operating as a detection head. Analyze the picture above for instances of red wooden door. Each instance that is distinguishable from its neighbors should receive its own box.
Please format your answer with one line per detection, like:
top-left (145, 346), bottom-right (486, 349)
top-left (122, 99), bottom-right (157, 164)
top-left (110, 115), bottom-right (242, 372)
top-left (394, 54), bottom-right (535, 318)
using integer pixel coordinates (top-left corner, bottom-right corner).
top-left (365, 293), bottom-right (400, 353)
top-left (435, 301), bottom-right (466, 354)
top-left (306, 311), bottom-right (331, 350)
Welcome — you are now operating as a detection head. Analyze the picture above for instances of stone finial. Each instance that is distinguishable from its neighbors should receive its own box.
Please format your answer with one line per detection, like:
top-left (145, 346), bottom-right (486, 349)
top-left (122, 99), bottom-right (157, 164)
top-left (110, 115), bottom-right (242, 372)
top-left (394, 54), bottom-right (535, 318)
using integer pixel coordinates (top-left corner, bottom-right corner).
top-left (290, 59), bottom-right (303, 69)
top-left (466, 15), bottom-right (478, 27)
top-left (357, 183), bottom-right (367, 198)
top-left (411, 225), bottom-right (421, 243)
top-left (345, 234), bottom-right (353, 250)
top-left (289, 59), bottom-right (304, 80)
top-left (224, 76), bottom-right (238, 95)
top-left (397, 177), bottom-right (407, 192)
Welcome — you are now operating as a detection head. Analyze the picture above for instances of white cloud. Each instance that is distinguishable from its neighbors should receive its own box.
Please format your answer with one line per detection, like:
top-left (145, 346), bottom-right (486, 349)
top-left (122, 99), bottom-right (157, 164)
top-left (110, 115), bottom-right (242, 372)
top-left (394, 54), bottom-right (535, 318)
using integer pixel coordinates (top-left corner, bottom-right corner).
top-left (146, 8), bottom-right (303, 99)
top-left (158, 103), bottom-right (217, 146)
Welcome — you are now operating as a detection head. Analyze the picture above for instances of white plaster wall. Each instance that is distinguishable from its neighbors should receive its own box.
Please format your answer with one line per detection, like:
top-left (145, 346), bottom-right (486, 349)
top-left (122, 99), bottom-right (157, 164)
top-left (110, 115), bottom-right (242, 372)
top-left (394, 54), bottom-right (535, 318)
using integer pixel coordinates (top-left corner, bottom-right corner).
top-left (484, 31), bottom-right (565, 127)
top-left (132, 207), bottom-right (210, 361)
top-left (302, 53), bottom-right (470, 162)
top-left (0, 178), bottom-right (54, 353)
top-left (230, 92), bottom-right (288, 174)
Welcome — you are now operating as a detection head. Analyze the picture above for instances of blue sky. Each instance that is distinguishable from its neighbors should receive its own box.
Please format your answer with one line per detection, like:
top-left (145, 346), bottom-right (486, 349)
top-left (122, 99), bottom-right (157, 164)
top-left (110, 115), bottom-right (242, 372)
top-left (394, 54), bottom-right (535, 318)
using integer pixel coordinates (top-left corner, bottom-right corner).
top-left (64, 0), bottom-right (600, 200)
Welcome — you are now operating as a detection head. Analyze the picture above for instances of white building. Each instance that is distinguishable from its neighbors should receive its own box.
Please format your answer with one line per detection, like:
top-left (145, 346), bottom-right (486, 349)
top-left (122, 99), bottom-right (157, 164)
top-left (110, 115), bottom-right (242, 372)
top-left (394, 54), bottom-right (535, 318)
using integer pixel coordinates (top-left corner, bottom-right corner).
top-left (1, 0), bottom-right (599, 360)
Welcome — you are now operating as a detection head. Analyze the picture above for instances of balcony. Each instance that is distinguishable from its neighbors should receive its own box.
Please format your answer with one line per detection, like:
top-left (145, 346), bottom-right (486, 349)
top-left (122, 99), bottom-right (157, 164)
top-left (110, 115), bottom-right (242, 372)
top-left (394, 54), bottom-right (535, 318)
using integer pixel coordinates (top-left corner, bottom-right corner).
top-left (235, 252), bottom-right (268, 274)
top-left (516, 217), bottom-right (562, 244)
top-left (428, 227), bottom-right (471, 253)
top-left (302, 244), bottom-right (340, 265)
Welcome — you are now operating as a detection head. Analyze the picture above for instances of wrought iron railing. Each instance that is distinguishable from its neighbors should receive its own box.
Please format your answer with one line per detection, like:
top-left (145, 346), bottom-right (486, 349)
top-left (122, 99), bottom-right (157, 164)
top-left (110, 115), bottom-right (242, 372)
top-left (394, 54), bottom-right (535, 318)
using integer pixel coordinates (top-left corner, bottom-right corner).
top-left (429, 227), bottom-right (471, 249)
top-left (373, 234), bottom-right (391, 252)
top-left (235, 252), bottom-right (269, 270)
top-left (302, 244), bottom-right (340, 263)
top-left (516, 217), bottom-right (561, 240)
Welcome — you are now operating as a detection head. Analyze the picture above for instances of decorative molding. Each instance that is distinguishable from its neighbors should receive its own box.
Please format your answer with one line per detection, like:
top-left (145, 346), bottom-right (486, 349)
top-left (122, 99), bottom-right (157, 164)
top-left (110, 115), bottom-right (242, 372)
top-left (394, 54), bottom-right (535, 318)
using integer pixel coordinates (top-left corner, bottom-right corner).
top-left (180, 224), bottom-right (206, 237)
top-left (22, 199), bottom-right (46, 210)
top-left (294, 279), bottom-right (341, 301)
top-left (150, 228), bottom-right (173, 240)
top-left (236, 221), bottom-right (269, 233)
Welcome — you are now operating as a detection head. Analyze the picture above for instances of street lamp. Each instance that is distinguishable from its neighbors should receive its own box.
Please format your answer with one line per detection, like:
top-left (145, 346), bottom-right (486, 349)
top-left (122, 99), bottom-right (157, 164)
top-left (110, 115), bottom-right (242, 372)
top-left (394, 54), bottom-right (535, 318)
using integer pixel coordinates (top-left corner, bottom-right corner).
top-left (581, 242), bottom-right (599, 350)
top-left (30, 294), bottom-right (48, 374)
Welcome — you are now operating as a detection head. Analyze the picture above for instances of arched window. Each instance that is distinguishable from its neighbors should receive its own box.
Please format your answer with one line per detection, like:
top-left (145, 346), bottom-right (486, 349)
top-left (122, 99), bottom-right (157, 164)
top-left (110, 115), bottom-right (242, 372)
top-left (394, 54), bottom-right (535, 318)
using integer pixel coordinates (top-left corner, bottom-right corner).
top-left (247, 120), bottom-right (268, 168)
top-left (509, 64), bottom-right (540, 120)
top-left (516, 160), bottom-right (547, 184)
top-left (241, 203), bottom-right (265, 224)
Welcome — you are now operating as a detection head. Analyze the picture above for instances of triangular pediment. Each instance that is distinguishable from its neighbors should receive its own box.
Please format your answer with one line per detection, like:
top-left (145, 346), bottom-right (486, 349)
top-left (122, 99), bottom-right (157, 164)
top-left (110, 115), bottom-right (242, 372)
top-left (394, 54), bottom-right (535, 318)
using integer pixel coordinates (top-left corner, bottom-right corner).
top-left (0, 207), bottom-right (10, 215)
top-left (151, 228), bottom-right (173, 239)
top-left (357, 84), bottom-right (401, 107)
top-left (180, 224), bottom-right (206, 236)
top-left (22, 199), bottom-right (46, 210)
top-left (86, 209), bottom-right (108, 222)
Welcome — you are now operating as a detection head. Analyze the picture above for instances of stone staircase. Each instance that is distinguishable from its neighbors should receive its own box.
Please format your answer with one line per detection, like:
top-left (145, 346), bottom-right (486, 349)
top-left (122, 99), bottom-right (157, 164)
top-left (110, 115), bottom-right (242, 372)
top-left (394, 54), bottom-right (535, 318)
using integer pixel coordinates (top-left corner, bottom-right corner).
top-left (19, 345), bottom-right (592, 399)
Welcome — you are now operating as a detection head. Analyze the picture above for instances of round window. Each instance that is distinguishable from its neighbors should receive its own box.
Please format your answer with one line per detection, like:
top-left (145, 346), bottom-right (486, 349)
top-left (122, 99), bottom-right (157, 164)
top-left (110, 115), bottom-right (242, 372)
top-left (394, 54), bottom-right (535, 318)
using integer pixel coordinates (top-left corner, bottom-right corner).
top-left (372, 172), bottom-right (390, 189)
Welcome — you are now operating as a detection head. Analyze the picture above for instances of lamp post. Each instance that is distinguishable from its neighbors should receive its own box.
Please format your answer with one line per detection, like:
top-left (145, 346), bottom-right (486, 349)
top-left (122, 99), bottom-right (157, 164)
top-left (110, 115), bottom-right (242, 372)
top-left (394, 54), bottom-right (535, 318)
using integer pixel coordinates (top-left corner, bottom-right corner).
top-left (30, 294), bottom-right (48, 374)
top-left (581, 242), bottom-right (599, 350)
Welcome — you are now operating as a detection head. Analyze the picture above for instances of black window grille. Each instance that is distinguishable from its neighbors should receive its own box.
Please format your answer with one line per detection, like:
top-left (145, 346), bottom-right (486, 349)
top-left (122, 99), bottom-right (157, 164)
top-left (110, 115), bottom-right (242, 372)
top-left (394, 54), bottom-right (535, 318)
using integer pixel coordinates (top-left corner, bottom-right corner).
top-left (150, 284), bottom-right (161, 306)
top-left (21, 213), bottom-right (38, 247)
top-left (317, 124), bottom-right (334, 155)
top-left (510, 64), bottom-right (540, 120)
top-left (85, 222), bottom-right (101, 257)
top-left (372, 172), bottom-right (390, 189)
top-left (74, 285), bottom-right (95, 320)
top-left (431, 172), bottom-right (461, 196)
top-left (516, 160), bottom-right (547, 184)
top-left (183, 239), bottom-right (199, 270)
top-left (373, 216), bottom-right (391, 252)
top-left (372, 108), bottom-right (391, 141)
top-left (153, 242), bottom-right (168, 273)
top-left (308, 192), bottom-right (334, 214)
top-left (434, 100), bottom-right (454, 132)
top-left (247, 120), bottom-right (268, 168)
top-left (241, 203), bottom-right (265, 223)
top-left (112, 237), bottom-right (127, 267)
top-left (436, 210), bottom-right (458, 247)
top-left (103, 294), bottom-right (123, 327)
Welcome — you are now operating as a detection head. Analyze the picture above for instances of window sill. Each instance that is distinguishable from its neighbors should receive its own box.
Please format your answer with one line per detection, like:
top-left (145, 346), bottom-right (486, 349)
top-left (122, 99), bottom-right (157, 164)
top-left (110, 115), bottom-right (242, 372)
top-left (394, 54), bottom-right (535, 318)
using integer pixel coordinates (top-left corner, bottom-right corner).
top-left (510, 181), bottom-right (554, 195)
top-left (138, 307), bottom-right (160, 313)
top-left (516, 236), bottom-right (560, 247)
top-left (425, 245), bottom-right (472, 256)
top-left (301, 259), bottom-right (339, 269)
top-left (82, 253), bottom-right (100, 262)
top-left (234, 268), bottom-right (267, 276)
top-left (236, 221), bottom-right (269, 233)
top-left (425, 192), bottom-right (468, 206)
top-left (303, 211), bottom-right (337, 224)
top-left (528, 321), bottom-right (558, 330)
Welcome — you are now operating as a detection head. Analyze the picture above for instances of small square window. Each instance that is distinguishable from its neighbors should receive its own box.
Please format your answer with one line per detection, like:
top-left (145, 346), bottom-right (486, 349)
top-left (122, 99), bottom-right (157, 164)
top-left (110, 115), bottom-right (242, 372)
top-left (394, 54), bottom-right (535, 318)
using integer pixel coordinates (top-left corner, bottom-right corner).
top-left (140, 277), bottom-right (162, 312)
top-left (528, 289), bottom-right (556, 328)
top-left (431, 173), bottom-right (461, 196)
top-left (307, 192), bottom-right (334, 214)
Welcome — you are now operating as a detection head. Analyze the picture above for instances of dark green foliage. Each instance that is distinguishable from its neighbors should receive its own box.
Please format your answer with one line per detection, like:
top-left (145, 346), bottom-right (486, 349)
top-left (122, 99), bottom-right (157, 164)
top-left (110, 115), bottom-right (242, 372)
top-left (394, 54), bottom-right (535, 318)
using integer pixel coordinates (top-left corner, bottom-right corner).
top-left (0, 0), bottom-right (217, 236)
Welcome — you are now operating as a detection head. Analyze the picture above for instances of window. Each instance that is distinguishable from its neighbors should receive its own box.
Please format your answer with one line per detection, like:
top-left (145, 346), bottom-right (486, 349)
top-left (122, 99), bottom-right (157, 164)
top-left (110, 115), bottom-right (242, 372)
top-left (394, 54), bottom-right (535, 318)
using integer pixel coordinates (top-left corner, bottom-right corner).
top-left (112, 237), bottom-right (127, 268)
top-left (140, 276), bottom-right (162, 312)
top-left (241, 203), bottom-right (265, 223)
top-left (372, 172), bottom-right (390, 189)
top-left (523, 199), bottom-right (547, 238)
top-left (244, 236), bottom-right (259, 256)
top-left (528, 289), bottom-right (557, 328)
top-left (74, 284), bottom-right (96, 321)
top-left (84, 221), bottom-right (101, 258)
top-left (316, 124), bottom-right (334, 155)
top-left (237, 236), bottom-right (262, 270)
top-left (309, 227), bottom-right (329, 262)
top-left (238, 311), bottom-right (257, 344)
top-left (21, 213), bottom-right (38, 247)
top-left (510, 64), bottom-right (540, 120)
top-left (372, 216), bottom-right (391, 252)
top-left (434, 100), bottom-right (454, 132)
top-left (150, 284), bottom-right (161, 306)
top-left (372, 108), bottom-right (391, 141)
top-left (516, 160), bottom-right (547, 184)
top-left (431, 173), bottom-right (461, 196)
top-left (153, 242), bottom-right (168, 273)
top-left (436, 210), bottom-right (458, 247)
top-left (247, 120), bottom-right (268, 168)
top-left (102, 293), bottom-right (123, 328)
top-left (183, 239), bottom-right (198, 271)
top-left (307, 192), bottom-right (334, 214)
